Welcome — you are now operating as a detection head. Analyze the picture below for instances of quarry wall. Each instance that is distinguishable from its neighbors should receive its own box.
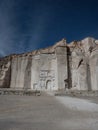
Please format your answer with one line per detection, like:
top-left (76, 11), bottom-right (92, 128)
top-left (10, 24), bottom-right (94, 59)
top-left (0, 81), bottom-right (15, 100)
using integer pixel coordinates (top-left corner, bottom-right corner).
top-left (0, 37), bottom-right (98, 91)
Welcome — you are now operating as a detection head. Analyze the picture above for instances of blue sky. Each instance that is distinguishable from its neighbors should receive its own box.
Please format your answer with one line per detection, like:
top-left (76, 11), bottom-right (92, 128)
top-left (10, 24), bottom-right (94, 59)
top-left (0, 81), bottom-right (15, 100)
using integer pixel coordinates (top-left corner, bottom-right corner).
top-left (0, 0), bottom-right (98, 56)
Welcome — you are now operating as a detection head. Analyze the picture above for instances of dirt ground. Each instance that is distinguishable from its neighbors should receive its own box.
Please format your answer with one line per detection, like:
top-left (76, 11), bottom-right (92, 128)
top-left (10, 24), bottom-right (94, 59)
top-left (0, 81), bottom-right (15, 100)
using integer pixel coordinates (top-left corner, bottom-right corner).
top-left (0, 93), bottom-right (98, 130)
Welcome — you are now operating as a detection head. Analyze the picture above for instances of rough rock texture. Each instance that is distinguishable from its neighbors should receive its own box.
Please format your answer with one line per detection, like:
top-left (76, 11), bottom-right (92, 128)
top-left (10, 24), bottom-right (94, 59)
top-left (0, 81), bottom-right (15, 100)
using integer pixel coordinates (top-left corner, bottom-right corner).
top-left (0, 57), bottom-right (11, 88)
top-left (0, 37), bottom-right (98, 91)
top-left (69, 37), bottom-right (98, 91)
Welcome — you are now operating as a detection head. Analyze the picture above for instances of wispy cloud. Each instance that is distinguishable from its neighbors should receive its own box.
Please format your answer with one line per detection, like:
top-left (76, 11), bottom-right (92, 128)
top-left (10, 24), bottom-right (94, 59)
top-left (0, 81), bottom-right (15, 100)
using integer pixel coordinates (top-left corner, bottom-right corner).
top-left (0, 0), bottom-right (54, 57)
top-left (0, 0), bottom-right (18, 56)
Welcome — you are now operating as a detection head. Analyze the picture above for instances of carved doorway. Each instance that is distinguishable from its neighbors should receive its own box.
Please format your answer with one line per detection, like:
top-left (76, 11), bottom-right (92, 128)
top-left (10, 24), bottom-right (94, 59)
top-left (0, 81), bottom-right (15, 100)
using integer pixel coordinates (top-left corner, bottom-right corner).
top-left (46, 80), bottom-right (52, 90)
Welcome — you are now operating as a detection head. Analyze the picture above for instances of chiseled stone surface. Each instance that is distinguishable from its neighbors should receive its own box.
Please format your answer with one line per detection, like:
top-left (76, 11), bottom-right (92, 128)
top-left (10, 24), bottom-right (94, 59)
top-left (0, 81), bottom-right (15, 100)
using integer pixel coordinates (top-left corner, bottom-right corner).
top-left (0, 37), bottom-right (98, 91)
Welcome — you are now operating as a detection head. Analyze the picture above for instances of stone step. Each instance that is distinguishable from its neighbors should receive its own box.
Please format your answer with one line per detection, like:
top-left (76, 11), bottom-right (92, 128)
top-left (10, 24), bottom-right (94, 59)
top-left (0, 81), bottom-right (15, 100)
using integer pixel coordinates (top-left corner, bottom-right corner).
top-left (0, 89), bottom-right (41, 96)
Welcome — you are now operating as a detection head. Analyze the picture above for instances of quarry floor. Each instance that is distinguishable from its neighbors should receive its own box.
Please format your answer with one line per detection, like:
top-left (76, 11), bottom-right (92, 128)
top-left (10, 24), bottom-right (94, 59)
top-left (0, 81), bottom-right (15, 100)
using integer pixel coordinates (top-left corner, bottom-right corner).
top-left (0, 93), bottom-right (98, 130)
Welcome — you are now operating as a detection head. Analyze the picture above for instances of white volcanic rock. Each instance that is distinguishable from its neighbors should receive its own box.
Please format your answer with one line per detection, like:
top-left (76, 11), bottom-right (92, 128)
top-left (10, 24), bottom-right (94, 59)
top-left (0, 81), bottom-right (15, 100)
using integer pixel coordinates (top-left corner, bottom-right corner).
top-left (0, 37), bottom-right (98, 91)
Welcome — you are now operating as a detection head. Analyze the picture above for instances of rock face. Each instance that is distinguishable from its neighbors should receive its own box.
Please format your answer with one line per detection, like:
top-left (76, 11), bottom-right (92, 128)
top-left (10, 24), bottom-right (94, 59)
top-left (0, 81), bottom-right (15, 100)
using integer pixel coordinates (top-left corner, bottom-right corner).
top-left (69, 37), bottom-right (98, 91)
top-left (0, 37), bottom-right (98, 91)
top-left (0, 57), bottom-right (11, 88)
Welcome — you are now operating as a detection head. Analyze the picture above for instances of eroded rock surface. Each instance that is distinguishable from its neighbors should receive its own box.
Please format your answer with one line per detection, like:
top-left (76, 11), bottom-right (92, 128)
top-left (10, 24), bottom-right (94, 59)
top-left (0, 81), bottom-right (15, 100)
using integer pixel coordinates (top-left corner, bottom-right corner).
top-left (0, 37), bottom-right (98, 91)
top-left (0, 57), bottom-right (11, 88)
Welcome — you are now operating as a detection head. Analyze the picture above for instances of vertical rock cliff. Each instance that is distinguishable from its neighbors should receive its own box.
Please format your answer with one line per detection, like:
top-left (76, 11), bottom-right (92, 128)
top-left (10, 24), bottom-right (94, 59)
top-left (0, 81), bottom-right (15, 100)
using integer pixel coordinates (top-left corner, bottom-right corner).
top-left (0, 37), bottom-right (98, 91)
top-left (0, 56), bottom-right (11, 88)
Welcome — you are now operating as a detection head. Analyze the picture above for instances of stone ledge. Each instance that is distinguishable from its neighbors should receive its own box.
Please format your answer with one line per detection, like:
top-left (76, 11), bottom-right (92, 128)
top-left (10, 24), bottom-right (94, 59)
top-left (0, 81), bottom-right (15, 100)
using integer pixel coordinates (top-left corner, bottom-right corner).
top-left (54, 90), bottom-right (98, 97)
top-left (0, 89), bottom-right (41, 96)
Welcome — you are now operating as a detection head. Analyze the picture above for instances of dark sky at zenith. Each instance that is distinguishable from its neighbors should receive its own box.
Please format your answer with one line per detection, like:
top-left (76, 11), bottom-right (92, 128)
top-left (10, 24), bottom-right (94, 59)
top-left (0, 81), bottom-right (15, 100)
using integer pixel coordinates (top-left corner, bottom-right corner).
top-left (0, 0), bottom-right (98, 56)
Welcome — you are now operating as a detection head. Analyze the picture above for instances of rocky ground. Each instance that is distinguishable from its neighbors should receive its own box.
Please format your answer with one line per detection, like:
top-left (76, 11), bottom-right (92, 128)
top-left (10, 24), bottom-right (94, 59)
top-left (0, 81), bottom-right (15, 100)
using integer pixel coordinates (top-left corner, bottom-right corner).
top-left (0, 93), bottom-right (98, 130)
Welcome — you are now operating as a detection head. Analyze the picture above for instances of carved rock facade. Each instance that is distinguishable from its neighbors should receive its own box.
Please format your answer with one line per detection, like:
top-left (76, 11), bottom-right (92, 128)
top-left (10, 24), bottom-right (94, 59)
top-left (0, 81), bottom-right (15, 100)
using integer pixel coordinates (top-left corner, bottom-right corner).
top-left (0, 37), bottom-right (98, 91)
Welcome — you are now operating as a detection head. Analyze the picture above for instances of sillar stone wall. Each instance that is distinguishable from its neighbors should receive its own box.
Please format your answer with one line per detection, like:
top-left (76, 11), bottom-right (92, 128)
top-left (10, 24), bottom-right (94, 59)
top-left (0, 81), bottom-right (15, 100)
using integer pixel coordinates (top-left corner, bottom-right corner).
top-left (0, 37), bottom-right (98, 91)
